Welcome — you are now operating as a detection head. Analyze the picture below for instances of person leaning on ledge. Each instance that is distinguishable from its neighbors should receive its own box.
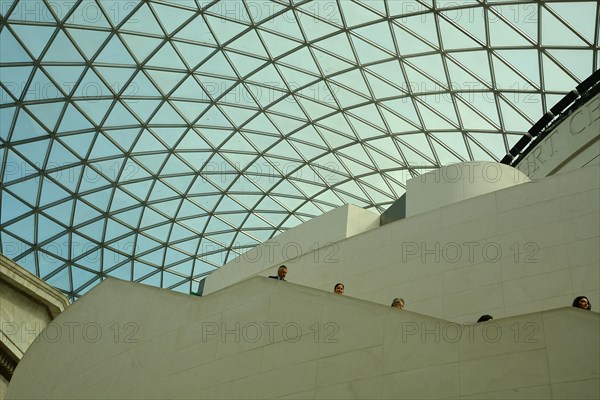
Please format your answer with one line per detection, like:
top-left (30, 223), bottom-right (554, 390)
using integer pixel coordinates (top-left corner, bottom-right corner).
top-left (572, 296), bottom-right (591, 310)
top-left (269, 265), bottom-right (288, 281)
top-left (391, 298), bottom-right (405, 309)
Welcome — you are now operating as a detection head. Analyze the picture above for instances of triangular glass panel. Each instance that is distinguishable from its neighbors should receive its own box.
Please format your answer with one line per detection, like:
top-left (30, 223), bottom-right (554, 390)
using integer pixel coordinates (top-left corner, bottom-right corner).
top-left (442, 6), bottom-right (486, 45)
top-left (172, 75), bottom-right (210, 101)
top-left (148, 101), bottom-right (186, 125)
top-left (65, 28), bottom-right (110, 59)
top-left (123, 70), bottom-right (162, 97)
top-left (418, 95), bottom-right (459, 127)
top-left (37, 212), bottom-right (67, 243)
top-left (75, 218), bottom-right (105, 244)
top-left (123, 99), bottom-right (162, 123)
top-left (278, 64), bottom-right (320, 89)
top-left (78, 66), bottom-right (114, 97)
top-left (391, 23), bottom-right (434, 56)
top-left (329, 68), bottom-right (370, 96)
top-left (498, 97), bottom-right (535, 133)
top-left (196, 105), bottom-right (233, 128)
top-left (12, 109), bottom-right (49, 141)
top-left (380, 106), bottom-right (419, 133)
top-left (205, 14), bottom-right (249, 44)
top-left (111, 186), bottom-right (141, 212)
top-left (150, 127), bottom-right (186, 149)
top-left (151, 2), bottom-right (196, 35)
top-left (322, 82), bottom-right (364, 109)
top-left (546, 50), bottom-right (593, 82)
top-left (397, 14), bottom-right (439, 49)
top-left (351, 34), bottom-right (393, 64)
top-left (311, 47), bottom-right (354, 76)
top-left (174, 13), bottom-right (216, 44)
top-left (68, 0), bottom-right (111, 27)
top-left (133, 153), bottom-right (168, 175)
top-left (469, 132), bottom-right (508, 160)
top-left (132, 260), bottom-right (158, 281)
top-left (295, 96), bottom-right (336, 121)
top-left (42, 30), bottom-right (83, 62)
top-left (225, 51), bottom-right (269, 78)
top-left (368, 59), bottom-right (408, 86)
top-left (120, 33), bottom-right (163, 64)
top-left (105, 217), bottom-right (133, 242)
top-left (10, 24), bottom-right (55, 59)
top-left (44, 65), bottom-right (86, 96)
top-left (3, 213), bottom-right (36, 244)
top-left (1, 190), bottom-right (32, 224)
top-left (488, 10), bottom-right (533, 47)
top-left (541, 54), bottom-right (579, 92)
top-left (25, 102), bottom-right (64, 131)
top-left (24, 68), bottom-right (63, 101)
top-left (339, 0), bottom-right (381, 27)
top-left (409, 54), bottom-right (450, 85)
top-left (45, 266), bottom-right (70, 292)
top-left (438, 17), bottom-right (482, 50)
top-left (296, 9), bottom-right (341, 42)
top-left (491, 53), bottom-right (533, 90)
top-left (71, 265), bottom-right (98, 293)
top-left (381, 98), bottom-right (421, 128)
top-left (173, 41), bottom-right (215, 70)
top-left (259, 29), bottom-right (302, 58)
top-left (429, 134), bottom-right (467, 164)
top-left (147, 42), bottom-right (187, 70)
top-left (313, 33), bottom-right (356, 64)
top-left (104, 101), bottom-right (139, 127)
top-left (465, 134), bottom-right (496, 160)
top-left (496, 49), bottom-right (540, 87)
top-left (545, 2), bottom-right (596, 44)
top-left (0, 28), bottom-right (31, 63)
top-left (73, 198), bottom-right (102, 224)
top-left (95, 35), bottom-right (136, 65)
top-left (403, 62), bottom-right (445, 92)
top-left (0, 66), bottom-right (32, 101)
top-left (445, 56), bottom-right (489, 90)
top-left (47, 143), bottom-right (81, 176)
top-left (220, 104), bottom-right (259, 127)
top-left (450, 50), bottom-right (492, 87)
top-left (239, 112), bottom-right (279, 140)
top-left (197, 76), bottom-right (237, 100)
top-left (455, 96), bottom-right (498, 131)
top-left (227, 28), bottom-right (268, 57)
top-left (103, 128), bottom-right (141, 152)
top-left (139, 206), bottom-right (169, 229)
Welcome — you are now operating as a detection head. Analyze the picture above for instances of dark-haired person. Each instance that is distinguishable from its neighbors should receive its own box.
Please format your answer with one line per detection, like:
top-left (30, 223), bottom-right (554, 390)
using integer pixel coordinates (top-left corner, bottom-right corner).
top-left (572, 296), bottom-right (591, 310)
top-left (391, 298), bottom-right (405, 309)
top-left (268, 265), bottom-right (288, 281)
top-left (477, 314), bottom-right (493, 323)
top-left (334, 283), bottom-right (344, 294)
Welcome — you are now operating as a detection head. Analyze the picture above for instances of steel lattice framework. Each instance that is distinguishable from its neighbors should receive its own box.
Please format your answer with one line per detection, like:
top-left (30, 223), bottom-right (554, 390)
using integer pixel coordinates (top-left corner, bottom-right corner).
top-left (0, 0), bottom-right (598, 300)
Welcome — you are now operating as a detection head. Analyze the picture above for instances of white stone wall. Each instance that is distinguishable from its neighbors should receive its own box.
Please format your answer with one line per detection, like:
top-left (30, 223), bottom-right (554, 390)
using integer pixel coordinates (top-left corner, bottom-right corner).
top-left (206, 164), bottom-right (599, 323)
top-left (6, 278), bottom-right (599, 399)
top-left (517, 92), bottom-right (600, 179)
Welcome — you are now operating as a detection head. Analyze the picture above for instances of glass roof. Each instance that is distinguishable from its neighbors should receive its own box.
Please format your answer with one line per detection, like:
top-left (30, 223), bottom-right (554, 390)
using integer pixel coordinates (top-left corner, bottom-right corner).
top-left (1, 0), bottom-right (598, 300)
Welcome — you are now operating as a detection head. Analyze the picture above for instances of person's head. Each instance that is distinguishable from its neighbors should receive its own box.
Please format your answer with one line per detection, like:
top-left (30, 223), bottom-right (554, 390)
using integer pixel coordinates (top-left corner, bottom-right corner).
top-left (391, 298), bottom-right (405, 309)
top-left (334, 283), bottom-right (344, 294)
top-left (277, 265), bottom-right (288, 280)
top-left (477, 314), bottom-right (493, 323)
top-left (572, 296), bottom-right (591, 310)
